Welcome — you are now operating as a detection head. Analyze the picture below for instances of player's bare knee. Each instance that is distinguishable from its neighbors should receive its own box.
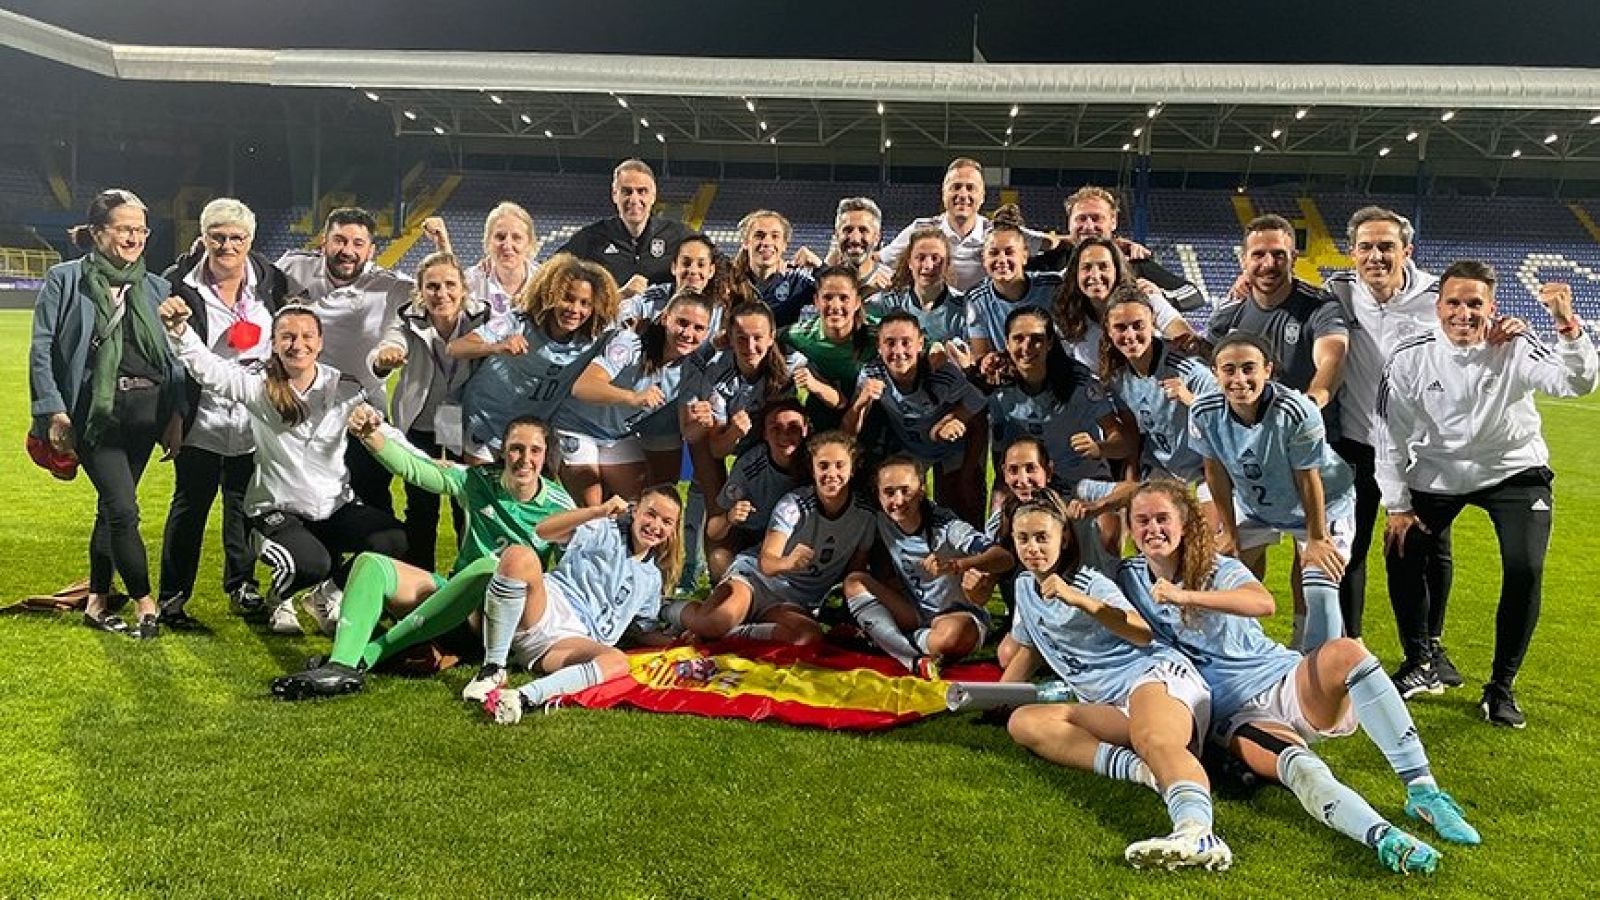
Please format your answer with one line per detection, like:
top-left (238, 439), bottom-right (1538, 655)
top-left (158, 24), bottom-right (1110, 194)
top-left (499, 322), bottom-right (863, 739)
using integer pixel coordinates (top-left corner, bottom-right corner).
top-left (496, 544), bottom-right (543, 579)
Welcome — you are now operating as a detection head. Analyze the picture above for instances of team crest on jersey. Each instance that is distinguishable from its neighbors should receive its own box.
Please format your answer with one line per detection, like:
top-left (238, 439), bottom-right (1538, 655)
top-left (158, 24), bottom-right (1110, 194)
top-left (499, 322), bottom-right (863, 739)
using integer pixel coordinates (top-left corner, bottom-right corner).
top-left (1085, 383), bottom-right (1106, 402)
top-left (1243, 463), bottom-right (1263, 479)
top-left (560, 434), bottom-right (581, 455)
top-left (1283, 321), bottom-right (1302, 344)
top-left (775, 282), bottom-right (791, 302)
top-left (607, 339), bottom-right (635, 367)
top-left (650, 238), bottom-right (666, 258)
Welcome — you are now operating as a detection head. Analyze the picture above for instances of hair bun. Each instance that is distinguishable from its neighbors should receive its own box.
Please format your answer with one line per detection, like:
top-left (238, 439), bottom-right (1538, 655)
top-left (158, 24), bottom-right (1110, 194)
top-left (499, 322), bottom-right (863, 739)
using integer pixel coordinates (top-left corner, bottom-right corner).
top-left (990, 203), bottom-right (1026, 230)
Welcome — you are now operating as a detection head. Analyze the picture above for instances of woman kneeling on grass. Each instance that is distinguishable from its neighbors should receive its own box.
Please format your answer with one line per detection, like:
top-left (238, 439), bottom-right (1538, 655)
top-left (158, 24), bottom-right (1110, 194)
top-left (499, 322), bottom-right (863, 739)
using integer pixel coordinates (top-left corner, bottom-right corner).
top-left (1001, 492), bottom-right (1231, 872)
top-left (662, 431), bottom-right (875, 646)
top-left (841, 455), bottom-right (1013, 677)
top-left (483, 486), bottom-right (684, 724)
top-left (1115, 480), bottom-right (1480, 875)
top-left (269, 409), bottom-right (575, 700)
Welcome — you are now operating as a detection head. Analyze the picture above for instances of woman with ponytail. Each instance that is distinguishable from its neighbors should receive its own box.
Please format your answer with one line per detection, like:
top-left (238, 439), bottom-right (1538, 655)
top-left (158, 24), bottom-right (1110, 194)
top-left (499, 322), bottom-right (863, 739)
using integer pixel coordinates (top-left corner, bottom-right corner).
top-left (158, 299), bottom-right (406, 636)
top-left (29, 189), bottom-right (187, 639)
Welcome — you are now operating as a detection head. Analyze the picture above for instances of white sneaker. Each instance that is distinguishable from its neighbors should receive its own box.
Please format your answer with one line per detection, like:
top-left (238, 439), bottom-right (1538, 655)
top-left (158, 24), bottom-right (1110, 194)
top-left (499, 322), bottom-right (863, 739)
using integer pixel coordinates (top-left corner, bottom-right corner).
top-left (300, 580), bottom-right (343, 636)
top-left (268, 598), bottom-right (305, 636)
top-left (1124, 824), bottom-right (1232, 871)
top-left (462, 663), bottom-right (507, 702)
top-left (485, 687), bottom-right (526, 725)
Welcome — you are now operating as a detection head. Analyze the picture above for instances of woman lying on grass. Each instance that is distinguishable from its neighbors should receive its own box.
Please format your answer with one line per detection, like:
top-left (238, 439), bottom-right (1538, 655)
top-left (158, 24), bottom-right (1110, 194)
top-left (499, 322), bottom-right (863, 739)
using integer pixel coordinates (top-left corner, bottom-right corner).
top-left (1001, 491), bottom-right (1231, 872)
top-left (269, 409), bottom-right (575, 700)
top-left (482, 485), bottom-right (684, 724)
top-left (1115, 480), bottom-right (1480, 874)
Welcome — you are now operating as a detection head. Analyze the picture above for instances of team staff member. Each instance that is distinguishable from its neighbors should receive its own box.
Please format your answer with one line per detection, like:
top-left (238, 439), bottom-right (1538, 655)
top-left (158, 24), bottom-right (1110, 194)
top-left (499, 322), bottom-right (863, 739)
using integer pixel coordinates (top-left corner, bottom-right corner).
top-left (1378, 266), bottom-right (1599, 728)
top-left (555, 158), bottom-right (695, 299)
top-left (30, 189), bottom-right (187, 640)
top-left (1322, 206), bottom-right (1452, 663)
top-left (879, 157), bottom-right (1057, 292)
top-left (832, 196), bottom-right (893, 290)
top-left (277, 206), bottom-right (413, 514)
top-left (1028, 185), bottom-right (1206, 313)
top-left (420, 202), bottom-right (539, 335)
top-left (156, 197), bottom-right (286, 628)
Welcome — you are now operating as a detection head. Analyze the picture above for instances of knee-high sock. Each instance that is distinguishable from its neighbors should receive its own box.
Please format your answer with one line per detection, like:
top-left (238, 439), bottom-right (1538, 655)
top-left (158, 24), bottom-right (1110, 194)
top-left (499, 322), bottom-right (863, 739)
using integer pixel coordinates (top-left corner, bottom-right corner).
top-left (1346, 653), bottom-right (1433, 785)
top-left (360, 555), bottom-right (498, 669)
top-left (911, 628), bottom-right (932, 654)
top-left (1163, 780), bottom-right (1214, 832)
top-left (328, 553), bottom-right (397, 668)
top-left (517, 660), bottom-right (605, 705)
top-left (1300, 568), bottom-right (1344, 650)
top-left (1093, 743), bottom-right (1159, 792)
top-left (481, 573), bottom-right (528, 668)
top-left (846, 591), bottom-right (921, 670)
top-left (1278, 746), bottom-right (1392, 848)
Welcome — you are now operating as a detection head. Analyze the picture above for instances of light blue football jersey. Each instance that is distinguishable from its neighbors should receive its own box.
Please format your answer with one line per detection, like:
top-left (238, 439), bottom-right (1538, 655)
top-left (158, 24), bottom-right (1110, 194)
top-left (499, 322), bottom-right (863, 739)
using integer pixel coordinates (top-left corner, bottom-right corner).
top-left (681, 345), bottom-right (803, 431)
top-left (734, 486), bottom-right (877, 609)
top-left (858, 359), bottom-right (986, 464)
top-left (1116, 554), bottom-right (1300, 721)
top-left (461, 315), bottom-right (606, 451)
top-left (989, 359), bottom-right (1116, 487)
top-left (867, 286), bottom-right (969, 346)
top-left (964, 271), bottom-right (1063, 349)
top-left (547, 517), bottom-right (665, 647)
top-left (875, 503), bottom-right (993, 621)
top-left (623, 283), bottom-right (727, 336)
top-left (717, 443), bottom-right (803, 537)
top-left (1188, 383), bottom-right (1356, 530)
top-left (1108, 339), bottom-right (1218, 482)
top-left (554, 328), bottom-right (703, 444)
top-left (1010, 566), bottom-right (1193, 706)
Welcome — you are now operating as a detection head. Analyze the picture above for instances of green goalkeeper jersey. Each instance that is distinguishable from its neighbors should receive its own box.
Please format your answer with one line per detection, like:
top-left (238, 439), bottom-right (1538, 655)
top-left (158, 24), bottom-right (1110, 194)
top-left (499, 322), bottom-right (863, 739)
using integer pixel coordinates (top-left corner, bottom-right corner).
top-left (373, 437), bottom-right (575, 575)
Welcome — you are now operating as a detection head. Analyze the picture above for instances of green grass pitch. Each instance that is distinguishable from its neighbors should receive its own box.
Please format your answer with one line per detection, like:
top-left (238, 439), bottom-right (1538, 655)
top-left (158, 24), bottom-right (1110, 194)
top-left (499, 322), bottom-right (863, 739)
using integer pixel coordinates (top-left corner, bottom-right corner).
top-left (2, 309), bottom-right (1598, 897)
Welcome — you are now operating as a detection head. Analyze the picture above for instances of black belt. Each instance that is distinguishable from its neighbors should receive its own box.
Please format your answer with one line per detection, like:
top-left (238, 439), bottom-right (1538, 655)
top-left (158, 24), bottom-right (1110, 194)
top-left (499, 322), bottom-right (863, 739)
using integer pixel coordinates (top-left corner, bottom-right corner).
top-left (116, 376), bottom-right (159, 391)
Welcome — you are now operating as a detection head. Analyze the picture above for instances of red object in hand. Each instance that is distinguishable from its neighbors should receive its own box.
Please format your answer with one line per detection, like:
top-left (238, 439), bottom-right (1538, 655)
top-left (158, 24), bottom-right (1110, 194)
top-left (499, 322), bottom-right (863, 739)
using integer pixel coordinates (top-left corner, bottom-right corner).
top-left (25, 433), bottom-right (78, 481)
top-left (226, 320), bottom-right (262, 350)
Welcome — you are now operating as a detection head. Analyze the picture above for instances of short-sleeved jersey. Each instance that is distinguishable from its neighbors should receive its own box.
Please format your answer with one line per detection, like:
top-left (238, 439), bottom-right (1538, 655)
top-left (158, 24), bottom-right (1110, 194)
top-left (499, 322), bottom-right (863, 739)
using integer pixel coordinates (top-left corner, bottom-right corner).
top-left (1108, 338), bottom-right (1218, 482)
top-left (548, 517), bottom-right (665, 647)
top-left (965, 271), bottom-right (1064, 349)
top-left (1188, 383), bottom-right (1355, 530)
top-left (866, 286), bottom-right (969, 346)
top-left (858, 359), bottom-right (987, 463)
top-left (751, 268), bottom-right (818, 328)
top-left (1205, 280), bottom-right (1348, 437)
top-left (738, 487), bottom-right (877, 608)
top-left (1117, 554), bottom-right (1300, 720)
top-left (1010, 567), bottom-right (1192, 705)
top-left (681, 345), bottom-right (802, 434)
top-left (717, 443), bottom-right (803, 537)
top-left (989, 359), bottom-right (1117, 487)
top-left (554, 328), bottom-right (699, 443)
top-left (876, 504), bottom-right (993, 620)
top-left (1061, 293), bottom-right (1187, 372)
top-left (460, 314), bottom-right (605, 451)
top-left (780, 319), bottom-right (875, 432)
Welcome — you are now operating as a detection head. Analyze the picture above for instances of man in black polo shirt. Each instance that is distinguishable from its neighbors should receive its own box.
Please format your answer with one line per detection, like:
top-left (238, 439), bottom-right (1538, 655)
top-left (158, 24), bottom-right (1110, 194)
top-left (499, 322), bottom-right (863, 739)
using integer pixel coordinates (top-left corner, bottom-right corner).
top-left (1027, 185), bottom-right (1206, 312)
top-left (555, 158), bottom-right (696, 298)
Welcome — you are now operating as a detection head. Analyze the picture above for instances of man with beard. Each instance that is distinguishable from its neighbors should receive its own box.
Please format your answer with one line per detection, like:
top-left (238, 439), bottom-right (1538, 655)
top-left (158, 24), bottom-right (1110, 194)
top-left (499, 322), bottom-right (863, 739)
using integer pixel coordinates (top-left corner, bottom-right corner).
top-left (555, 158), bottom-right (696, 299)
top-left (1027, 186), bottom-right (1206, 312)
top-left (833, 197), bottom-right (892, 293)
top-left (276, 207), bottom-right (412, 516)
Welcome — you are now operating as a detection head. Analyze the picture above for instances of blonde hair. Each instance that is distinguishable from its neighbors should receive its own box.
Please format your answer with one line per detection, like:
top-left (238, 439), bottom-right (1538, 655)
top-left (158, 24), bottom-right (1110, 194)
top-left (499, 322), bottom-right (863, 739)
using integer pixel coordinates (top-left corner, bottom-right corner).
top-left (481, 201), bottom-right (536, 256)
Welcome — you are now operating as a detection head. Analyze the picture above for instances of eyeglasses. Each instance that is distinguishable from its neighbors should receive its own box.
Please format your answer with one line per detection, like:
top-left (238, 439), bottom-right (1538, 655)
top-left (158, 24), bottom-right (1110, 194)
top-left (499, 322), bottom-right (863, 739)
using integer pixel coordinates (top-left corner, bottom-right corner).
top-left (205, 232), bottom-right (251, 247)
top-left (104, 225), bottom-right (150, 238)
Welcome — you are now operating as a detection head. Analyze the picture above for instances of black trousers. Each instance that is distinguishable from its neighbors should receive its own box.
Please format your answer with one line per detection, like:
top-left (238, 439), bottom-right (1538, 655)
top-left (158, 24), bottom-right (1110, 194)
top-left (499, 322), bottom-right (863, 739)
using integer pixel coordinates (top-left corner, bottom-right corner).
top-left (400, 427), bottom-right (465, 573)
top-left (1333, 438), bottom-right (1454, 641)
top-left (157, 447), bottom-right (257, 602)
top-left (78, 386), bottom-right (162, 598)
top-left (1387, 467), bottom-right (1553, 685)
top-left (250, 502), bottom-right (407, 599)
top-left (345, 433), bottom-right (395, 515)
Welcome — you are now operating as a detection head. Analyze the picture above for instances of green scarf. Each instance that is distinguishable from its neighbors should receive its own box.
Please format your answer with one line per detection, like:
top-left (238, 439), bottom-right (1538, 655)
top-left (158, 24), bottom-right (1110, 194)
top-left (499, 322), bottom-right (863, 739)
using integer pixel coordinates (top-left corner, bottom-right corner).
top-left (80, 250), bottom-right (169, 445)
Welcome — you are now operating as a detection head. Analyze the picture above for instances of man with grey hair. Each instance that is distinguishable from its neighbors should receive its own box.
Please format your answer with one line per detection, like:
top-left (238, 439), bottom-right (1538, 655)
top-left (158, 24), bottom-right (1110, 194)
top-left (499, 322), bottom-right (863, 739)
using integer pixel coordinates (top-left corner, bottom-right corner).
top-left (1324, 206), bottom-right (1455, 696)
top-left (555, 158), bottom-right (696, 297)
top-left (157, 197), bottom-right (289, 626)
top-left (834, 196), bottom-right (892, 290)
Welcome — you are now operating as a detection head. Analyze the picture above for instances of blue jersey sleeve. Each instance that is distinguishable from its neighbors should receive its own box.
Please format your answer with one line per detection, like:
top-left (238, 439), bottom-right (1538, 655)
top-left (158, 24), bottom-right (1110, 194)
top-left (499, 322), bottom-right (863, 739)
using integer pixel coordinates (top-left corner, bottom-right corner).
top-left (1285, 395), bottom-right (1329, 470)
top-left (768, 491), bottom-right (804, 538)
top-left (1210, 555), bottom-right (1259, 592)
top-left (597, 329), bottom-right (644, 379)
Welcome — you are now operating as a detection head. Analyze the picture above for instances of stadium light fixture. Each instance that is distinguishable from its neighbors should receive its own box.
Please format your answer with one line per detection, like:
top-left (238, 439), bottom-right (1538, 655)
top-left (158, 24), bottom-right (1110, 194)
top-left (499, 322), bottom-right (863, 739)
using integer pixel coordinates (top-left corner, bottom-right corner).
top-left (1406, 130), bottom-right (1419, 142)
top-left (363, 91), bottom-right (380, 102)
top-left (1122, 142), bottom-right (1132, 151)
top-left (519, 113), bottom-right (532, 125)
top-left (1146, 106), bottom-right (1161, 119)
top-left (884, 138), bottom-right (893, 149)
top-left (759, 121), bottom-right (768, 131)
top-left (543, 129), bottom-right (553, 138)
top-left (1132, 126), bottom-right (1143, 137)
top-left (746, 99), bottom-right (757, 113)
top-left (1236, 185), bottom-right (1247, 194)
top-left (639, 117), bottom-right (649, 127)
top-left (1294, 108), bottom-right (1308, 120)
top-left (1544, 133), bottom-right (1559, 144)
top-left (1591, 112), bottom-right (1600, 125)
top-left (489, 94), bottom-right (502, 105)
top-left (656, 132), bottom-right (665, 143)
top-left (617, 96), bottom-right (629, 108)
top-left (1511, 148), bottom-right (1523, 158)
top-left (876, 101), bottom-right (885, 115)
top-left (769, 136), bottom-right (777, 144)
top-left (1440, 110), bottom-right (1455, 122)
top-left (433, 125), bottom-right (446, 135)
top-left (1010, 105), bottom-right (1019, 118)
top-left (1270, 128), bottom-right (1282, 139)
top-left (1005, 125), bottom-right (1013, 136)
top-left (403, 110), bottom-right (417, 121)
top-left (1253, 144), bottom-right (1262, 153)
top-left (1378, 146), bottom-right (1391, 157)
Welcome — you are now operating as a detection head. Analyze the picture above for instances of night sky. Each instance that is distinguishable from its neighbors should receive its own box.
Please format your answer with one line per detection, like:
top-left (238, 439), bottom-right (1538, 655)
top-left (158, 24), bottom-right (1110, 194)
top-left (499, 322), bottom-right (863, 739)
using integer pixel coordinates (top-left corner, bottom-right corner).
top-left (5, 0), bottom-right (1600, 67)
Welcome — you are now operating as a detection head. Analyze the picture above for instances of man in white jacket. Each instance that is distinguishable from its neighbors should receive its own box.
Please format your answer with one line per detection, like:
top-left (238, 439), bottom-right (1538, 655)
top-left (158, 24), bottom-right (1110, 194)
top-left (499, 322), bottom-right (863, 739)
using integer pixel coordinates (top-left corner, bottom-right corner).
top-left (1377, 263), bottom-right (1598, 728)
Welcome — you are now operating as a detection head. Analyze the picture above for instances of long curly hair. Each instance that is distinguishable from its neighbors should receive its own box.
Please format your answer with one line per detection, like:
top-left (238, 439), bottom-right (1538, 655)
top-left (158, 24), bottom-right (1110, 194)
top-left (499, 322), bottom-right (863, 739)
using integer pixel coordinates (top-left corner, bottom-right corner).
top-left (516, 252), bottom-right (619, 341)
top-left (1055, 236), bottom-right (1135, 343)
top-left (1131, 479), bottom-right (1217, 626)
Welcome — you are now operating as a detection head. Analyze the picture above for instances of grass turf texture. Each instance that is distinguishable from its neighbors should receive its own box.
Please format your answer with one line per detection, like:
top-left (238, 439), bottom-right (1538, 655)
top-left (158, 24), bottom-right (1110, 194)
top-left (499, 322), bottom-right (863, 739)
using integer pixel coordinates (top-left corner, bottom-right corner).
top-left (2, 308), bottom-right (1598, 898)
